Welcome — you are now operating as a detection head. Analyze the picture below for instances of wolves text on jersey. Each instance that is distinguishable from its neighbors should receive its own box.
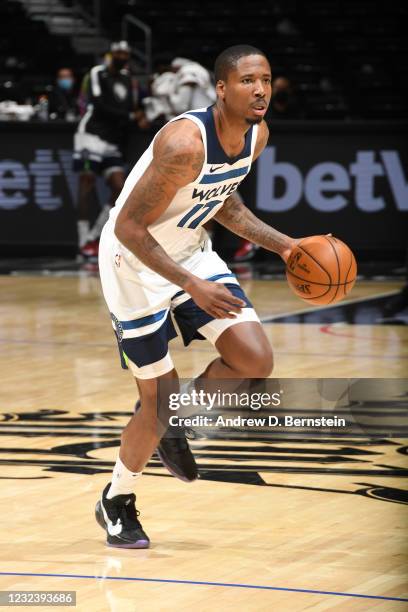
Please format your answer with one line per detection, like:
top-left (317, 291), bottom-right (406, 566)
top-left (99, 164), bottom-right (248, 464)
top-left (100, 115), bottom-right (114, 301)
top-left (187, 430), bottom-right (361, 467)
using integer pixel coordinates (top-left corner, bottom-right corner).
top-left (192, 180), bottom-right (242, 203)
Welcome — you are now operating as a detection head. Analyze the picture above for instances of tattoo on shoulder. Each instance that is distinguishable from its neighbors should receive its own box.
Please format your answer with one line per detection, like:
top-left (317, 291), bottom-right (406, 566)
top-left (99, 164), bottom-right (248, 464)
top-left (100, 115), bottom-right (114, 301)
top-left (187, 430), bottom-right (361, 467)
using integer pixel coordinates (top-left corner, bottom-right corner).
top-left (160, 144), bottom-right (204, 177)
top-left (157, 134), bottom-right (204, 182)
top-left (124, 126), bottom-right (204, 225)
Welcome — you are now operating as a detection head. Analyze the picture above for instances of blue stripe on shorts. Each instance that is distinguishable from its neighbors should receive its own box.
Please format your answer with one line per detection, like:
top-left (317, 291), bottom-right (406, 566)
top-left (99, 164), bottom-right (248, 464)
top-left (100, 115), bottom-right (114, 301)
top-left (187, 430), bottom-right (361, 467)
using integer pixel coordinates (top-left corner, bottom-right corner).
top-left (120, 313), bottom-right (177, 368)
top-left (112, 282), bottom-right (252, 373)
top-left (120, 309), bottom-right (167, 330)
top-left (172, 273), bottom-right (237, 300)
top-left (174, 283), bottom-right (253, 347)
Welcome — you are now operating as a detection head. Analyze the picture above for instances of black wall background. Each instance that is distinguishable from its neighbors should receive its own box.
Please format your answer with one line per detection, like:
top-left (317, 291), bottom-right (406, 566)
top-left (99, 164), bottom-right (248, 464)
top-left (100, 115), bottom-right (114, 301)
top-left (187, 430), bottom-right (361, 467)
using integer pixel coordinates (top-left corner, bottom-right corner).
top-left (0, 121), bottom-right (406, 258)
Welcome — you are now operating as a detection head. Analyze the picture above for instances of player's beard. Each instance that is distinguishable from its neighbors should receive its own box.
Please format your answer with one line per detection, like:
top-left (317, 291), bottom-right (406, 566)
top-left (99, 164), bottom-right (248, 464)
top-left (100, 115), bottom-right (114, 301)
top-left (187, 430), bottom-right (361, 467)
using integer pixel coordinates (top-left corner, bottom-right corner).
top-left (245, 116), bottom-right (264, 125)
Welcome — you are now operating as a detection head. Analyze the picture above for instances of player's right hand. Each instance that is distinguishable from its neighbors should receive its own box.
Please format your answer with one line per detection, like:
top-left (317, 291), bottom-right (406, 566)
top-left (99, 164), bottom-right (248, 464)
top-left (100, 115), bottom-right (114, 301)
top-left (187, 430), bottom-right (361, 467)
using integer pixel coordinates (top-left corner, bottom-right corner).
top-left (185, 278), bottom-right (246, 319)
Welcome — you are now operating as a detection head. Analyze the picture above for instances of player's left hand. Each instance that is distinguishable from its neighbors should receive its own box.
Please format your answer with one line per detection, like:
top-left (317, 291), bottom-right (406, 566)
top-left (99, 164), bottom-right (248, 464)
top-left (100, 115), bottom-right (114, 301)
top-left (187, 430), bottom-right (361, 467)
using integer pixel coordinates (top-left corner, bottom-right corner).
top-left (281, 239), bottom-right (302, 263)
top-left (281, 234), bottom-right (332, 263)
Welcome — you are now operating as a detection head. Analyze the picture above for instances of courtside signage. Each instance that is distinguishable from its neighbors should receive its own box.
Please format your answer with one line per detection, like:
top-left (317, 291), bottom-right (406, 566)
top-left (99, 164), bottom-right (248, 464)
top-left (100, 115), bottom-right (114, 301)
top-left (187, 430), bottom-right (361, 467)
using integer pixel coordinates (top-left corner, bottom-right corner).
top-left (256, 146), bottom-right (408, 212)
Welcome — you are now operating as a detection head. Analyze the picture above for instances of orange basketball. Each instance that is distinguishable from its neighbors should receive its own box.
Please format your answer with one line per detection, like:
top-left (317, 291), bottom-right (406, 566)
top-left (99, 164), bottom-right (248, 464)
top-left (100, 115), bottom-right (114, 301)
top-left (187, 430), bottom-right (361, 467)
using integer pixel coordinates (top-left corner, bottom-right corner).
top-left (286, 235), bottom-right (357, 305)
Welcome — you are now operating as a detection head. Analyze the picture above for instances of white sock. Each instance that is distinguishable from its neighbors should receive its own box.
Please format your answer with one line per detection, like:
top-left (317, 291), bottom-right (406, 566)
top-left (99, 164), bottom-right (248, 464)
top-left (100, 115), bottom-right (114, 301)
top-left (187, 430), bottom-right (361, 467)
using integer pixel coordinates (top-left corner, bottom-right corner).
top-left (77, 220), bottom-right (90, 248)
top-left (107, 457), bottom-right (142, 498)
top-left (87, 204), bottom-right (111, 241)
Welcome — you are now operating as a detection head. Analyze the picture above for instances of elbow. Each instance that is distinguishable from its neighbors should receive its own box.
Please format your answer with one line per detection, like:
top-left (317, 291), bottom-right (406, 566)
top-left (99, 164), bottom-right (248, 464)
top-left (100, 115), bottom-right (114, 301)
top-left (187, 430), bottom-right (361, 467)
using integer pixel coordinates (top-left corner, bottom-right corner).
top-left (114, 214), bottom-right (133, 246)
top-left (114, 214), bottom-right (144, 250)
top-left (114, 216), bottom-right (125, 244)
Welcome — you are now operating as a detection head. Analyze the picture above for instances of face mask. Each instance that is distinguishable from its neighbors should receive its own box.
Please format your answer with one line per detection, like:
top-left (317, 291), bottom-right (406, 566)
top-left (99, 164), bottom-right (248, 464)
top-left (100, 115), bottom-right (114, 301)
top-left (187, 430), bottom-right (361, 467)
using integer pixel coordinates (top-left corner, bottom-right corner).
top-left (58, 78), bottom-right (74, 91)
top-left (112, 57), bottom-right (128, 71)
top-left (273, 90), bottom-right (289, 104)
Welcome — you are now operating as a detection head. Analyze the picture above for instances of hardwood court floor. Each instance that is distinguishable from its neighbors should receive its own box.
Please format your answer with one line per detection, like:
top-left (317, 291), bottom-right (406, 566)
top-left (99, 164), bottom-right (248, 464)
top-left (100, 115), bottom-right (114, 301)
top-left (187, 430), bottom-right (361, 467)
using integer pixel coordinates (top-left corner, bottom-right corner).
top-left (0, 275), bottom-right (407, 611)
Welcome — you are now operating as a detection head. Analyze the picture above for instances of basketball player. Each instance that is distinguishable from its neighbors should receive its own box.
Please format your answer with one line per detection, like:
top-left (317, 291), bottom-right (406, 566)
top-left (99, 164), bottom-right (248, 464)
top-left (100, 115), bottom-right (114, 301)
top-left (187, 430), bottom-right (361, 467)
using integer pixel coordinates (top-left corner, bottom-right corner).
top-left (96, 45), bottom-right (304, 548)
top-left (73, 41), bottom-right (144, 259)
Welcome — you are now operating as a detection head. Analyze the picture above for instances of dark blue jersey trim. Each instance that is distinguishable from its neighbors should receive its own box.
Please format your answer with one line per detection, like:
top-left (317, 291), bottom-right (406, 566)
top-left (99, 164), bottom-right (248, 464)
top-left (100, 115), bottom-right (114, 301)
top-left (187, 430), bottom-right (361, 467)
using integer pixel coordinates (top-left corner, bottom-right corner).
top-left (199, 166), bottom-right (249, 184)
top-left (186, 106), bottom-right (254, 165)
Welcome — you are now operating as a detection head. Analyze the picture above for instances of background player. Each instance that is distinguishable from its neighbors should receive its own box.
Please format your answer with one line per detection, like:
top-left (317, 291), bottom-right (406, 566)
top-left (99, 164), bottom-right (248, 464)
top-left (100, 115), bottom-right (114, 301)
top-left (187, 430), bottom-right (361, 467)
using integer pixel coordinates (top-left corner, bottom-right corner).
top-left (73, 41), bottom-right (145, 259)
top-left (96, 45), bottom-right (304, 548)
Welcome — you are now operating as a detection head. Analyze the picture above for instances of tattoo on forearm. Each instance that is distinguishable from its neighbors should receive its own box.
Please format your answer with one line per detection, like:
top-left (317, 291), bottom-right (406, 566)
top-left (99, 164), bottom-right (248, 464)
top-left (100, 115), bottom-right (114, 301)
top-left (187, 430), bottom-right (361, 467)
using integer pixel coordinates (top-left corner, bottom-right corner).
top-left (136, 230), bottom-right (189, 287)
top-left (120, 175), bottom-right (166, 232)
top-left (215, 192), bottom-right (290, 254)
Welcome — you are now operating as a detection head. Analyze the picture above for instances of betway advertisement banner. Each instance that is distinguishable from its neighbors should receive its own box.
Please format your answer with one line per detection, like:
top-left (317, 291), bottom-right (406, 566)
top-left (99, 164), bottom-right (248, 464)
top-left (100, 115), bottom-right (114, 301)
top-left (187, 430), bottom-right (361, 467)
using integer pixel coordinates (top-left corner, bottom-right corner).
top-left (249, 122), bottom-right (408, 252)
top-left (0, 131), bottom-right (72, 246)
top-left (0, 122), bottom-right (407, 251)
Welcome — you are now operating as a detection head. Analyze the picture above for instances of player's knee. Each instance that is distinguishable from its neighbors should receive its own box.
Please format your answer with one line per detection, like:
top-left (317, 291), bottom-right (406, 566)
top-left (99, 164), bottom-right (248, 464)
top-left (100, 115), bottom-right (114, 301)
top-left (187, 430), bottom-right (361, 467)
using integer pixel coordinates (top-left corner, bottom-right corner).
top-left (243, 344), bottom-right (274, 378)
top-left (226, 342), bottom-right (273, 378)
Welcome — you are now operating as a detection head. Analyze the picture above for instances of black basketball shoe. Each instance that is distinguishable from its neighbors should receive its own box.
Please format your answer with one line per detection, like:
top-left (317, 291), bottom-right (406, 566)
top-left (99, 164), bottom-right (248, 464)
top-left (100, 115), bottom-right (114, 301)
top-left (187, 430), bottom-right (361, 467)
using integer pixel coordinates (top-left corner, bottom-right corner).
top-left (95, 483), bottom-right (150, 549)
top-left (134, 400), bottom-right (198, 482)
top-left (157, 425), bottom-right (198, 482)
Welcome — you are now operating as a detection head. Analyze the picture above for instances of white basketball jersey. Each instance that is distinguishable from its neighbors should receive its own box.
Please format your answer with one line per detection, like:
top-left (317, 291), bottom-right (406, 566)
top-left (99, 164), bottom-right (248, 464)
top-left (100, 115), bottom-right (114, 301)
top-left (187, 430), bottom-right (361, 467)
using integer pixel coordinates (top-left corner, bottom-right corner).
top-left (107, 106), bottom-right (258, 263)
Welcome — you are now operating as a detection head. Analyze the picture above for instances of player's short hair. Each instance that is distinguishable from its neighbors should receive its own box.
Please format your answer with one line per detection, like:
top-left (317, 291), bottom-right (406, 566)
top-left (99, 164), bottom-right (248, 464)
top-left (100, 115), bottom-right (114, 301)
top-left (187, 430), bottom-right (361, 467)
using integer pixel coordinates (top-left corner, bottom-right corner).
top-left (214, 45), bottom-right (267, 82)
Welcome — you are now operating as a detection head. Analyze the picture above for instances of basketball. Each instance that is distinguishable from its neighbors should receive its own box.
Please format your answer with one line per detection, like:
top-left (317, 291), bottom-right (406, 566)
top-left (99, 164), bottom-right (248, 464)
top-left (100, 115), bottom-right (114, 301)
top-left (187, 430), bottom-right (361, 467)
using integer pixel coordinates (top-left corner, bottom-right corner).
top-left (286, 235), bottom-right (357, 305)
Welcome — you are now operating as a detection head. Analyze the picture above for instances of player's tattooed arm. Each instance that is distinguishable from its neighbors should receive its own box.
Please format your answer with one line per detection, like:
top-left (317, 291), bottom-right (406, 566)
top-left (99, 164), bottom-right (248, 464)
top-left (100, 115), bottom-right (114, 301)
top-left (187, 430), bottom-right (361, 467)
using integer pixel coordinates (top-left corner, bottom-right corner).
top-left (214, 191), bottom-right (296, 261)
top-left (215, 121), bottom-right (299, 261)
top-left (114, 120), bottom-right (204, 288)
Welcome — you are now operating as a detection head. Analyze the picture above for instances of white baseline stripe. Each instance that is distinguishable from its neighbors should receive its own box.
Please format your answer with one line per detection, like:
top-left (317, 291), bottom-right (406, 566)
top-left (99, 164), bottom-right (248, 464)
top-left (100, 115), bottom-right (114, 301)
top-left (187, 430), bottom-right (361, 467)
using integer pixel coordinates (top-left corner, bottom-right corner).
top-left (260, 290), bottom-right (400, 323)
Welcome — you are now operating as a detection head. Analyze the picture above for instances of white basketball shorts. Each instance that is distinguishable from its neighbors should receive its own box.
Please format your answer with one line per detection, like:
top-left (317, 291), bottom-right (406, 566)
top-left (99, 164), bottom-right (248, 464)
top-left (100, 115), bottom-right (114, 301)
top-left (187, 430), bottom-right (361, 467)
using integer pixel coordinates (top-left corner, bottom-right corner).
top-left (98, 224), bottom-right (260, 379)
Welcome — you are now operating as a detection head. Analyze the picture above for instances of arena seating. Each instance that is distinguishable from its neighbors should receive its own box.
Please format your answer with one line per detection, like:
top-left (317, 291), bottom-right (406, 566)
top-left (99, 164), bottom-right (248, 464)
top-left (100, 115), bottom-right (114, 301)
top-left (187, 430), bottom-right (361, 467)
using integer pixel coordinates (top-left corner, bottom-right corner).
top-left (0, 0), bottom-right (92, 102)
top-left (1, 0), bottom-right (407, 118)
